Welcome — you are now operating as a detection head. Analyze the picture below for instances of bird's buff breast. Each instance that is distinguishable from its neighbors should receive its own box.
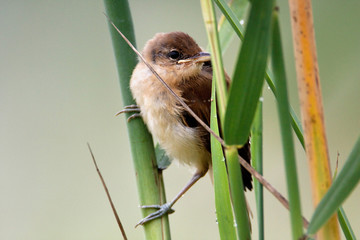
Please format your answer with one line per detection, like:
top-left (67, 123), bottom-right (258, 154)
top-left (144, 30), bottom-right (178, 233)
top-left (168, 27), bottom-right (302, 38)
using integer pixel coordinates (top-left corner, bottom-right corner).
top-left (130, 65), bottom-right (210, 173)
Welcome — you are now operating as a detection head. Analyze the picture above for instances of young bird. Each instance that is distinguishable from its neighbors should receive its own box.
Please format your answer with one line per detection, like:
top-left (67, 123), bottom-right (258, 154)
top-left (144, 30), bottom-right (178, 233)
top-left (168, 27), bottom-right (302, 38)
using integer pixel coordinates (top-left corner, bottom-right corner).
top-left (130, 32), bottom-right (252, 225)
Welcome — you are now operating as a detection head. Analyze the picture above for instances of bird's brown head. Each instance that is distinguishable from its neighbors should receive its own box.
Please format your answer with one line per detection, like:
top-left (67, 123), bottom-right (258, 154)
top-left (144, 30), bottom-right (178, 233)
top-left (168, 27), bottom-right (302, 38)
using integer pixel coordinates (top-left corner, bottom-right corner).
top-left (142, 32), bottom-right (211, 79)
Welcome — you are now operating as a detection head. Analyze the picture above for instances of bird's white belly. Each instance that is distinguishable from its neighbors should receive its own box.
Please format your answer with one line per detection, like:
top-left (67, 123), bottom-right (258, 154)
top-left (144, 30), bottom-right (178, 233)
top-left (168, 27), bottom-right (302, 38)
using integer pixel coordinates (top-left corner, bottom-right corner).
top-left (142, 102), bottom-right (210, 174)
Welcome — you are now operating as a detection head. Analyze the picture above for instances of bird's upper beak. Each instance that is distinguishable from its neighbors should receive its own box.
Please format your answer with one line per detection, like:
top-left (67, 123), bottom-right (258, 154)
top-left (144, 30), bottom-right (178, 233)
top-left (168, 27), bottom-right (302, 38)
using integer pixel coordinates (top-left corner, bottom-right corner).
top-left (177, 52), bottom-right (211, 64)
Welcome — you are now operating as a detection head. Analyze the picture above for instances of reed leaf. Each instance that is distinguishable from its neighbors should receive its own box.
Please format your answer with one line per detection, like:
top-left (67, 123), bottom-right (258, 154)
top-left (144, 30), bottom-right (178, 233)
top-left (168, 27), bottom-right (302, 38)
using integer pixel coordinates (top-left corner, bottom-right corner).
top-left (214, 0), bottom-right (305, 149)
top-left (337, 207), bottom-right (356, 240)
top-left (210, 78), bottom-right (237, 240)
top-left (201, 0), bottom-right (250, 238)
top-left (216, 0), bottom-right (248, 54)
top-left (251, 101), bottom-right (264, 240)
top-left (225, 146), bottom-right (251, 239)
top-left (271, 12), bottom-right (303, 239)
top-left (223, 0), bottom-right (274, 145)
top-left (200, 0), bottom-right (228, 121)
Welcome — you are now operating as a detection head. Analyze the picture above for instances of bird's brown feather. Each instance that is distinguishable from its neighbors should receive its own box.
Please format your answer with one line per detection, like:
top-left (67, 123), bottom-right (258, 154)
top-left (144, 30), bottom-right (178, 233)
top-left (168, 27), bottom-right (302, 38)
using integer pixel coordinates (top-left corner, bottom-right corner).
top-left (178, 61), bottom-right (252, 190)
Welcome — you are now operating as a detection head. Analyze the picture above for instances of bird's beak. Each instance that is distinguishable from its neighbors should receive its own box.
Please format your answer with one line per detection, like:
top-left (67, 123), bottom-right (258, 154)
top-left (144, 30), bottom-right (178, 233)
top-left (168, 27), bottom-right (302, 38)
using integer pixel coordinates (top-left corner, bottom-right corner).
top-left (178, 52), bottom-right (211, 64)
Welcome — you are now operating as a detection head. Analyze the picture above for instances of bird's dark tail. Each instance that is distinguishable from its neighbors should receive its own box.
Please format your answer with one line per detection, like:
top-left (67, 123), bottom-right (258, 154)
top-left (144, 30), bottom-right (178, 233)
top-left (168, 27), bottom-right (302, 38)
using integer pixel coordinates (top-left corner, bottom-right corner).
top-left (238, 140), bottom-right (253, 191)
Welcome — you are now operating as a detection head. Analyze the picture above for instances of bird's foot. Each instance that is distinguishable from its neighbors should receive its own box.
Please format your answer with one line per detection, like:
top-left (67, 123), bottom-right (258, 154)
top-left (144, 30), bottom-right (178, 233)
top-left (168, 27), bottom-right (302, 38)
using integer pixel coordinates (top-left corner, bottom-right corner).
top-left (135, 203), bottom-right (175, 227)
top-left (115, 105), bottom-right (141, 122)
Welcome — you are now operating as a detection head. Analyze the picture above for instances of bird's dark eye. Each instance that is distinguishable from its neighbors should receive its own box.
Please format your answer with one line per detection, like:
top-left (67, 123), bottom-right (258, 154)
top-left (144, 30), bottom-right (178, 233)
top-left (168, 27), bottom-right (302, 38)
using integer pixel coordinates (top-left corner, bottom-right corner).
top-left (168, 50), bottom-right (180, 60)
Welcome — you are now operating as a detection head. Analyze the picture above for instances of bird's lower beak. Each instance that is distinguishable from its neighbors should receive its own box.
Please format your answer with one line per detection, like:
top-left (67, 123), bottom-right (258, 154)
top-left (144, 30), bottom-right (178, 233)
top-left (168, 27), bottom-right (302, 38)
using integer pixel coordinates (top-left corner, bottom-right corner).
top-left (178, 52), bottom-right (211, 64)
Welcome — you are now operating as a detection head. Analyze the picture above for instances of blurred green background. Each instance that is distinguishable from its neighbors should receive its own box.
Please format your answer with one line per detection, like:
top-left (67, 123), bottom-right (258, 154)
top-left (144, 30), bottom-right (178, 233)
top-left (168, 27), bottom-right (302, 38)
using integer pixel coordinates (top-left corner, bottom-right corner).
top-left (1, 1), bottom-right (359, 239)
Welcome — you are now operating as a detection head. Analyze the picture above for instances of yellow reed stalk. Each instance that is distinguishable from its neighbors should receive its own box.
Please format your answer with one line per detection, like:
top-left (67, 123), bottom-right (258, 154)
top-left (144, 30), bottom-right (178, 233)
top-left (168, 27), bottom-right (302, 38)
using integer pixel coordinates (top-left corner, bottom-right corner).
top-left (288, 0), bottom-right (340, 239)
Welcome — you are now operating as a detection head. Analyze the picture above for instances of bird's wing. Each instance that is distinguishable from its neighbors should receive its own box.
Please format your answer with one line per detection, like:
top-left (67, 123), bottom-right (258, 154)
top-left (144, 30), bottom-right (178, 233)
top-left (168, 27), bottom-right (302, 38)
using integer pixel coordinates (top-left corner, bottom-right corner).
top-left (179, 63), bottom-right (253, 190)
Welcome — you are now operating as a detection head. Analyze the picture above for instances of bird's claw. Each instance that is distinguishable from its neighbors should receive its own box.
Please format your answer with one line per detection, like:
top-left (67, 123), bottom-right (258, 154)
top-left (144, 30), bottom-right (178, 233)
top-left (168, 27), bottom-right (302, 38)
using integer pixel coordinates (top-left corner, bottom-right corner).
top-left (115, 105), bottom-right (141, 122)
top-left (135, 203), bottom-right (175, 227)
top-left (126, 113), bottom-right (141, 122)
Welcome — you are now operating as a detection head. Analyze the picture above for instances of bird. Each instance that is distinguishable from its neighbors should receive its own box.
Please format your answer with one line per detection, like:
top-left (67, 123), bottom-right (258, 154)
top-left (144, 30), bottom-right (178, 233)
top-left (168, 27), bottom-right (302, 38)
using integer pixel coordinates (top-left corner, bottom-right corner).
top-left (128, 32), bottom-right (252, 225)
